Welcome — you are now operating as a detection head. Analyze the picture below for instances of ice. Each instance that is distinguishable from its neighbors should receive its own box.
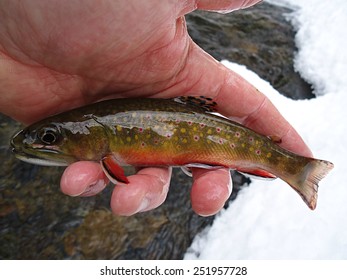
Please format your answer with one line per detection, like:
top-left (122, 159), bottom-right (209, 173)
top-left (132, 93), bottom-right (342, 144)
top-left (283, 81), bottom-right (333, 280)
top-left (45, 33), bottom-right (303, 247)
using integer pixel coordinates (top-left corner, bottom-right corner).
top-left (185, 0), bottom-right (347, 259)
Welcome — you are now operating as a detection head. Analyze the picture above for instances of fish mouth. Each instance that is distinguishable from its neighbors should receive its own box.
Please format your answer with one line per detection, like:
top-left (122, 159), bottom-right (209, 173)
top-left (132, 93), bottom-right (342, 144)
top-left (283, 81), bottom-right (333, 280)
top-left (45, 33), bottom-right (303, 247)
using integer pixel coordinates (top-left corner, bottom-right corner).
top-left (12, 149), bottom-right (69, 166)
top-left (12, 146), bottom-right (70, 166)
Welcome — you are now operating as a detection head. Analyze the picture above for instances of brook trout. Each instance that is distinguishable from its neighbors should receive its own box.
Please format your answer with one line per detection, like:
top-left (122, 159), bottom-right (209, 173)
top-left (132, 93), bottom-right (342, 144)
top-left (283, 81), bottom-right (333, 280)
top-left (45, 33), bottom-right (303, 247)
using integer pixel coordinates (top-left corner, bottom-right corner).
top-left (11, 97), bottom-right (333, 210)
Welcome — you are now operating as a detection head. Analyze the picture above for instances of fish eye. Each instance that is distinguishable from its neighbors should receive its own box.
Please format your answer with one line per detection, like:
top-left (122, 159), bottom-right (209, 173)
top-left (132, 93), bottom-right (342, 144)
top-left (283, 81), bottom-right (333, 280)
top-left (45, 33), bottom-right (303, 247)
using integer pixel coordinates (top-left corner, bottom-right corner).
top-left (38, 127), bottom-right (59, 145)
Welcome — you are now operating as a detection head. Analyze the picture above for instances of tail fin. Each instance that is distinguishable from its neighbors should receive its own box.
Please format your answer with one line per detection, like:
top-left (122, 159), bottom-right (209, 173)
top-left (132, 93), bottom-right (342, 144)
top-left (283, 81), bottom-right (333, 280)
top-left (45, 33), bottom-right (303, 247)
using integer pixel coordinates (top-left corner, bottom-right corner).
top-left (289, 159), bottom-right (334, 210)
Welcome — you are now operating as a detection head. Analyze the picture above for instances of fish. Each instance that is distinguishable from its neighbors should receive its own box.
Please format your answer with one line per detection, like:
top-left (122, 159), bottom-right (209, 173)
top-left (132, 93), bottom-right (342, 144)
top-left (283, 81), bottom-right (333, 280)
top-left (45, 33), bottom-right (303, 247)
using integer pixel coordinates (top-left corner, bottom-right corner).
top-left (10, 96), bottom-right (334, 210)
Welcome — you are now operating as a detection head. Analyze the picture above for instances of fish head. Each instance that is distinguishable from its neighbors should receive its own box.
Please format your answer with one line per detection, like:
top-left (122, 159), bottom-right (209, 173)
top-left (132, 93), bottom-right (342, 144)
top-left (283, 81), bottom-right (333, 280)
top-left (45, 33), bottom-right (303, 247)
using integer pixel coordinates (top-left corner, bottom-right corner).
top-left (11, 122), bottom-right (76, 166)
top-left (11, 117), bottom-right (109, 166)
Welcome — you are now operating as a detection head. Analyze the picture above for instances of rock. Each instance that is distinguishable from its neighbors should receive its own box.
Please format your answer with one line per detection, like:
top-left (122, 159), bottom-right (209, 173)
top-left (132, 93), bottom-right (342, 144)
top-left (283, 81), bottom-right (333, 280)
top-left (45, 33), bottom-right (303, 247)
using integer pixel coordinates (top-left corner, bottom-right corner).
top-left (0, 2), bottom-right (311, 259)
top-left (186, 2), bottom-right (314, 100)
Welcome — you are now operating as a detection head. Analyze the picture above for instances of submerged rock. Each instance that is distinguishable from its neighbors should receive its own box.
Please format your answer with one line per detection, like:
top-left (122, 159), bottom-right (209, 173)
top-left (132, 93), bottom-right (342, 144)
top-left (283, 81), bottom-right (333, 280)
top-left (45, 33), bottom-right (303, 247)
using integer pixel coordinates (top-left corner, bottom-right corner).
top-left (0, 2), bottom-right (312, 259)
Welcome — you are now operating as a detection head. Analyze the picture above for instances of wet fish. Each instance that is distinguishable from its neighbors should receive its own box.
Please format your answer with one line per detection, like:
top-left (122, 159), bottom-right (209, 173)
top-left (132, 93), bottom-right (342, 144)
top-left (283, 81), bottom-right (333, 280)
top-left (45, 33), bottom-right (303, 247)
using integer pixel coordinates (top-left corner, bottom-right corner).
top-left (10, 97), bottom-right (333, 210)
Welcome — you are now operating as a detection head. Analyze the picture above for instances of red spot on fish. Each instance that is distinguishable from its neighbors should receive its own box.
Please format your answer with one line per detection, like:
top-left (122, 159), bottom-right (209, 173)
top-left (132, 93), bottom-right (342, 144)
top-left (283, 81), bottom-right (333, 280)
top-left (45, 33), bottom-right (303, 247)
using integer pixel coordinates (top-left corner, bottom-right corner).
top-left (154, 139), bottom-right (159, 145)
top-left (219, 139), bottom-right (224, 144)
top-left (256, 150), bottom-right (261, 155)
top-left (138, 128), bottom-right (143, 133)
top-left (235, 132), bottom-right (241, 138)
top-left (141, 142), bottom-right (145, 147)
top-left (249, 137), bottom-right (254, 142)
top-left (230, 143), bottom-right (236, 149)
top-left (200, 123), bottom-right (206, 128)
top-left (216, 127), bottom-right (221, 133)
top-left (194, 135), bottom-right (199, 141)
top-left (175, 119), bottom-right (180, 123)
top-left (166, 134), bottom-right (172, 138)
top-left (187, 121), bottom-right (193, 126)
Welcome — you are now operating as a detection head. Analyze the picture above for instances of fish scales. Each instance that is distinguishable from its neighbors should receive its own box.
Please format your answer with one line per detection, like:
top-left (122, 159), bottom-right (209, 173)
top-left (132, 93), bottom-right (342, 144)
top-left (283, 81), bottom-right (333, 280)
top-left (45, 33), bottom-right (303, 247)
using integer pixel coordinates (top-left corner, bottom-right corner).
top-left (11, 97), bottom-right (334, 210)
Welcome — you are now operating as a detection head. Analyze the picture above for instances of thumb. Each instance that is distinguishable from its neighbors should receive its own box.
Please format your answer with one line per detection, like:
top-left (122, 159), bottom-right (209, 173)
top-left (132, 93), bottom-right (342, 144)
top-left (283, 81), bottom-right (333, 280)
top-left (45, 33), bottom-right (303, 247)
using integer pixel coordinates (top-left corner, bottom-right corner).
top-left (165, 39), bottom-right (312, 157)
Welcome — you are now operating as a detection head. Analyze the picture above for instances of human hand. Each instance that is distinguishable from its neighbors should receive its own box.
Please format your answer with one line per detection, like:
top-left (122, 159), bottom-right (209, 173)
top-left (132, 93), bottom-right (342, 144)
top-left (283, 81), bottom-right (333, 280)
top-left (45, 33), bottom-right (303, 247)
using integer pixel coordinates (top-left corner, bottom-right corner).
top-left (0, 0), bottom-right (312, 216)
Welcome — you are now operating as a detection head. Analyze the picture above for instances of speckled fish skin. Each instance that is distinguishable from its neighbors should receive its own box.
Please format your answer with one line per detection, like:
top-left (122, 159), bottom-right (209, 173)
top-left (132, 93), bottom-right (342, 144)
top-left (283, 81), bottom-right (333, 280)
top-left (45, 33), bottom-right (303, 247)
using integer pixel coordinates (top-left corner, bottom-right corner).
top-left (11, 97), bottom-right (334, 210)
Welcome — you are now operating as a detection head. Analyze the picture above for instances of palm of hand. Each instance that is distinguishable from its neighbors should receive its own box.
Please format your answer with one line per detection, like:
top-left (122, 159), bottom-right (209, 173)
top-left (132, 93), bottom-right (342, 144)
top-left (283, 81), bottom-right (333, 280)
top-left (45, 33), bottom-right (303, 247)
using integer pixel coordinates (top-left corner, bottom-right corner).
top-left (0, 1), bottom-right (193, 124)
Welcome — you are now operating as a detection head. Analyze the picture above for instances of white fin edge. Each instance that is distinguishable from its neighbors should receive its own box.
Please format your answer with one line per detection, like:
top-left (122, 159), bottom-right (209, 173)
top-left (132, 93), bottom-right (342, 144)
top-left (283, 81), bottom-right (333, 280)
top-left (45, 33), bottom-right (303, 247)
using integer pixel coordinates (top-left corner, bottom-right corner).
top-left (181, 163), bottom-right (225, 177)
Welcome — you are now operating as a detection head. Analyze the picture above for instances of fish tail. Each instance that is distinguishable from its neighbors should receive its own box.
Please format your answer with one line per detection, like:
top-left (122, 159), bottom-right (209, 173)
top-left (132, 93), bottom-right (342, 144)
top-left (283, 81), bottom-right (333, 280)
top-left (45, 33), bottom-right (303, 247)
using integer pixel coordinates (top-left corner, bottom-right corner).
top-left (288, 159), bottom-right (334, 210)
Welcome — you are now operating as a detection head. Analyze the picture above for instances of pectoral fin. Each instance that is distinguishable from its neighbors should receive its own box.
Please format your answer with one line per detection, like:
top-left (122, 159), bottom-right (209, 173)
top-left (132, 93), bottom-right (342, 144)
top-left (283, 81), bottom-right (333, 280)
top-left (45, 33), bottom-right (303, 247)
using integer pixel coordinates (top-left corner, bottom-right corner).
top-left (101, 155), bottom-right (129, 184)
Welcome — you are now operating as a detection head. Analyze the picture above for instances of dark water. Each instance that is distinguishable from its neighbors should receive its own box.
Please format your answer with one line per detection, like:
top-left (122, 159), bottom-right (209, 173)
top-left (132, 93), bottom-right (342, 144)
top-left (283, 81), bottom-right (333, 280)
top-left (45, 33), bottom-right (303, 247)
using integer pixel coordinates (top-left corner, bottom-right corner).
top-left (0, 2), bottom-right (313, 259)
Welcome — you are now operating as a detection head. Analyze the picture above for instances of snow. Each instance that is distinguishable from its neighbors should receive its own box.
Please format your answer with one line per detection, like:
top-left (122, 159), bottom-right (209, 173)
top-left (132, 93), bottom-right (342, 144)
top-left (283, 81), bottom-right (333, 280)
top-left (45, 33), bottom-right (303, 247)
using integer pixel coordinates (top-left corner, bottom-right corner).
top-left (185, 0), bottom-right (347, 259)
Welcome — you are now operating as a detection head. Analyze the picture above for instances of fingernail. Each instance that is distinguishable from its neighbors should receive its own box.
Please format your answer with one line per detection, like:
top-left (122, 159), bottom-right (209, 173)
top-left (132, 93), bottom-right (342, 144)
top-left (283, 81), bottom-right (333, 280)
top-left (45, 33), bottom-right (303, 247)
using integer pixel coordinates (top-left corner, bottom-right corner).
top-left (79, 179), bottom-right (106, 197)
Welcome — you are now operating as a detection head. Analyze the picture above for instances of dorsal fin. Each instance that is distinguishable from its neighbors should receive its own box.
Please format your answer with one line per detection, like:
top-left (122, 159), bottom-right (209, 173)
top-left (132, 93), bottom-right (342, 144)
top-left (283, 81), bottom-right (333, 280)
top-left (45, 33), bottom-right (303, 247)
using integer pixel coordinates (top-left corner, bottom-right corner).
top-left (173, 96), bottom-right (217, 112)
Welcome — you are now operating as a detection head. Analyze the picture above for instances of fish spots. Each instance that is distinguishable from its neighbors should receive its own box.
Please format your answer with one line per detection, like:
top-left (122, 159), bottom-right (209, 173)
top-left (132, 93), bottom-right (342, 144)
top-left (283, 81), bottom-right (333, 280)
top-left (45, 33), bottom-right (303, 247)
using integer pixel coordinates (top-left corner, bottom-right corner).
top-left (216, 127), bottom-right (221, 133)
top-left (182, 138), bottom-right (188, 144)
top-left (180, 128), bottom-right (186, 133)
top-left (116, 126), bottom-right (122, 132)
top-left (200, 123), bottom-right (206, 128)
top-left (230, 143), bottom-right (236, 149)
top-left (235, 131), bottom-right (241, 138)
top-left (256, 150), bottom-right (261, 155)
top-left (138, 127), bottom-right (143, 133)
top-left (207, 135), bottom-right (227, 145)
top-left (194, 135), bottom-right (199, 141)
top-left (267, 152), bottom-right (272, 158)
top-left (207, 129), bottom-right (212, 135)
top-left (249, 137), bottom-right (254, 142)
top-left (187, 121), bottom-right (193, 126)
top-left (126, 136), bottom-right (131, 142)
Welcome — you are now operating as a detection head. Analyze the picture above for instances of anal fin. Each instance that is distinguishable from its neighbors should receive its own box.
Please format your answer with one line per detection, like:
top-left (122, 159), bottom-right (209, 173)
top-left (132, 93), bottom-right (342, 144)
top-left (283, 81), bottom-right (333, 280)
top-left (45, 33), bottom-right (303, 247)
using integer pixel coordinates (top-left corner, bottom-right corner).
top-left (236, 168), bottom-right (277, 180)
top-left (101, 154), bottom-right (129, 184)
top-left (181, 163), bottom-right (225, 177)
